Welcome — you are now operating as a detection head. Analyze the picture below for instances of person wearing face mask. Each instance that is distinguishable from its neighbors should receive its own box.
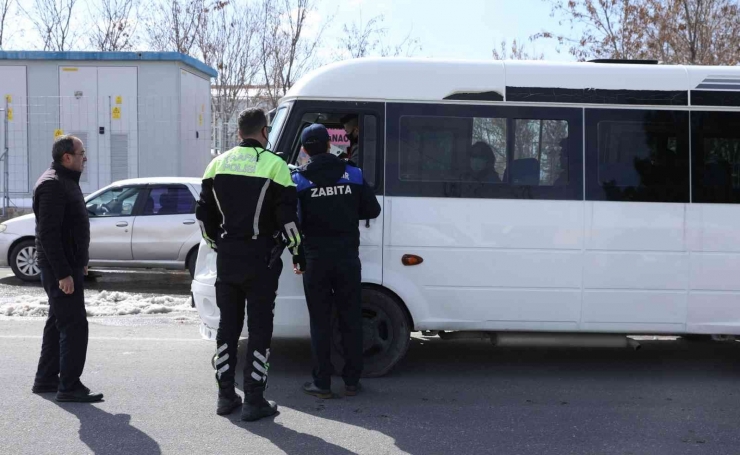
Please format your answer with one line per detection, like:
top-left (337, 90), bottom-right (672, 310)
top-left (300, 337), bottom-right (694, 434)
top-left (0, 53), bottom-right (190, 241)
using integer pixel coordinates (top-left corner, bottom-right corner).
top-left (467, 141), bottom-right (502, 184)
top-left (340, 114), bottom-right (360, 164)
top-left (195, 108), bottom-right (301, 422)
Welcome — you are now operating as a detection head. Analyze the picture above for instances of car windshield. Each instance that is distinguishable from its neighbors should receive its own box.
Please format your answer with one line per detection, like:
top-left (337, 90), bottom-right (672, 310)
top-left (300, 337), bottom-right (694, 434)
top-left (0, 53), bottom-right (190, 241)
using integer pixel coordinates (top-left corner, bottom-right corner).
top-left (267, 103), bottom-right (290, 151)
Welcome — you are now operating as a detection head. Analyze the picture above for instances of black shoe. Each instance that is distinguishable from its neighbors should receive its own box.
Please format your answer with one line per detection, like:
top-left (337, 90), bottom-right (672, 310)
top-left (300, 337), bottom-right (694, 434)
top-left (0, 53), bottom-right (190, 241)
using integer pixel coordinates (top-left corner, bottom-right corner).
top-left (32, 382), bottom-right (59, 394)
top-left (302, 381), bottom-right (332, 399)
top-left (241, 387), bottom-right (278, 422)
top-left (344, 383), bottom-right (361, 397)
top-left (56, 384), bottom-right (103, 403)
top-left (216, 390), bottom-right (242, 416)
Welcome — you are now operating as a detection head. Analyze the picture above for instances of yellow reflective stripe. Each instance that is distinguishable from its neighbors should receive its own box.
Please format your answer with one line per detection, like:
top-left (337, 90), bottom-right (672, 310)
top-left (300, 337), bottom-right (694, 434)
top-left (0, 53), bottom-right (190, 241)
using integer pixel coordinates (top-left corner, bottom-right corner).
top-left (205, 147), bottom-right (295, 187)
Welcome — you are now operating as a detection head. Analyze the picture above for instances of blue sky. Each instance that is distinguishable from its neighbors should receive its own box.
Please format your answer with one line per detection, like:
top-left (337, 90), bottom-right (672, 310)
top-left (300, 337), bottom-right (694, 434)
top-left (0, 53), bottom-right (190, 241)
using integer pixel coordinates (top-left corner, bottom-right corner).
top-left (317, 0), bottom-right (573, 61)
top-left (3, 0), bottom-right (575, 62)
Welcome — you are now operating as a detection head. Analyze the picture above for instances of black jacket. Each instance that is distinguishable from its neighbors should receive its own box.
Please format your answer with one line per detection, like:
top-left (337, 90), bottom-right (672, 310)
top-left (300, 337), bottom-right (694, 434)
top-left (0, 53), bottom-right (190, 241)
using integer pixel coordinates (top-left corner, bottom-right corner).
top-left (291, 153), bottom-right (381, 256)
top-left (33, 162), bottom-right (90, 280)
top-left (196, 139), bottom-right (301, 252)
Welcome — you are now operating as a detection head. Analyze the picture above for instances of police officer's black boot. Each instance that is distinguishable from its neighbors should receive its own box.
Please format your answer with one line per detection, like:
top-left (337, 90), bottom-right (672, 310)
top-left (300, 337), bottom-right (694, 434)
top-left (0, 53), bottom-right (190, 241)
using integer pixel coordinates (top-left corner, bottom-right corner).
top-left (241, 385), bottom-right (278, 422)
top-left (213, 342), bottom-right (241, 416)
top-left (216, 382), bottom-right (242, 416)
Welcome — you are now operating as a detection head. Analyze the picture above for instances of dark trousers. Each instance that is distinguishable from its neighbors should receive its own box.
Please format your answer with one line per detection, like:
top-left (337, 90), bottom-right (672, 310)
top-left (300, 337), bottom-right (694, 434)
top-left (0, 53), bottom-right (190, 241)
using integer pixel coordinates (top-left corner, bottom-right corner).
top-left (213, 238), bottom-right (282, 393)
top-left (303, 253), bottom-right (363, 389)
top-left (34, 267), bottom-right (88, 393)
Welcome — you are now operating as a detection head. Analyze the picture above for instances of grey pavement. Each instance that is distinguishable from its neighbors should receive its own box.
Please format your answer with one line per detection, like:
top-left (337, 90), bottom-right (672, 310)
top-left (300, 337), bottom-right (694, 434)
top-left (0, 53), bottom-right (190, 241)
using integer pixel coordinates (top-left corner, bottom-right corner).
top-left (1, 316), bottom-right (740, 455)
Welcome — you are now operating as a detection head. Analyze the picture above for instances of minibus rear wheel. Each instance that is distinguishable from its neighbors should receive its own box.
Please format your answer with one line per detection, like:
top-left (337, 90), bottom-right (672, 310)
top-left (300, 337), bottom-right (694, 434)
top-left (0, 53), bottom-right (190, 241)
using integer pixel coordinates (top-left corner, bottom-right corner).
top-left (331, 287), bottom-right (411, 378)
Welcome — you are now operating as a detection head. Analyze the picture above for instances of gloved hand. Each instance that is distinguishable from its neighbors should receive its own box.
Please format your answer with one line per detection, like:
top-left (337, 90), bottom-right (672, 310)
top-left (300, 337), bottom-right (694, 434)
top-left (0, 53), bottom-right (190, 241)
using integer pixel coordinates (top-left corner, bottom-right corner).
top-left (293, 251), bottom-right (306, 274)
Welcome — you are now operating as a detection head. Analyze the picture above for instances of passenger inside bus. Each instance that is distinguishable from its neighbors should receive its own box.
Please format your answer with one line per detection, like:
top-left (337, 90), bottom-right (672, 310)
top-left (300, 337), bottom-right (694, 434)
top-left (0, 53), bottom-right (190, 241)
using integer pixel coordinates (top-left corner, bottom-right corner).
top-left (295, 112), bottom-right (362, 168)
top-left (464, 141), bottom-right (501, 184)
top-left (341, 114), bottom-right (360, 163)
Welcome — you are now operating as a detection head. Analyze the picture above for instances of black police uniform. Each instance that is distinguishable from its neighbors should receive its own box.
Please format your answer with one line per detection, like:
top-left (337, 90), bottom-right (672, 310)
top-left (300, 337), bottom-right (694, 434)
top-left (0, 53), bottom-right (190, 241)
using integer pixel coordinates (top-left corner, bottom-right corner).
top-left (196, 138), bottom-right (300, 417)
top-left (292, 150), bottom-right (381, 390)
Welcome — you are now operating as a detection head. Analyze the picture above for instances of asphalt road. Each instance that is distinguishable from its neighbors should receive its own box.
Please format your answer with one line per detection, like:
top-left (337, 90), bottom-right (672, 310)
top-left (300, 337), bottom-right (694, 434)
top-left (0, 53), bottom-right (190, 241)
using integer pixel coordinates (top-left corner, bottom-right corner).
top-left (1, 316), bottom-right (740, 455)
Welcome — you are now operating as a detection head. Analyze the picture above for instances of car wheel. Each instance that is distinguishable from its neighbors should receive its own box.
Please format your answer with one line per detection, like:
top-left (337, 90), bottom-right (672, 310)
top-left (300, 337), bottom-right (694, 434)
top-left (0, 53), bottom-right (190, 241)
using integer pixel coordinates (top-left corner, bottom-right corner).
top-left (187, 248), bottom-right (198, 278)
top-left (331, 287), bottom-right (411, 378)
top-left (10, 239), bottom-right (41, 282)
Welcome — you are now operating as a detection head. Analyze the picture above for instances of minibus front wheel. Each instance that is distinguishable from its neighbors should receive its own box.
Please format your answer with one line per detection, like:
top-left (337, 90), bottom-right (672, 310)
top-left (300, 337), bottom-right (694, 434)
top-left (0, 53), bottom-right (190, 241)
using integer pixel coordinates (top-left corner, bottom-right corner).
top-left (331, 286), bottom-right (411, 378)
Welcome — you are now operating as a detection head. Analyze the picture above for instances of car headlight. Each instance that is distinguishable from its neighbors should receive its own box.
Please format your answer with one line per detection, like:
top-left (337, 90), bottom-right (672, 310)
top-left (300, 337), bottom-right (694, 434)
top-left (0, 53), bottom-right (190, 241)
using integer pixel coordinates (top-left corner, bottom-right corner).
top-left (0, 223), bottom-right (6, 233)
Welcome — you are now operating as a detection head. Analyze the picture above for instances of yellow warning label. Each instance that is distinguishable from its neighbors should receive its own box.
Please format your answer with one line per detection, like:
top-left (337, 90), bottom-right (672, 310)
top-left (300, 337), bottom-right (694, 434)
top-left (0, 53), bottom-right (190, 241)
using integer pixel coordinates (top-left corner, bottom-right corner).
top-left (4, 95), bottom-right (11, 103)
top-left (115, 96), bottom-right (122, 104)
top-left (62, 67), bottom-right (78, 72)
top-left (198, 114), bottom-right (203, 126)
top-left (112, 106), bottom-right (121, 120)
top-left (54, 129), bottom-right (64, 138)
top-left (6, 108), bottom-right (12, 121)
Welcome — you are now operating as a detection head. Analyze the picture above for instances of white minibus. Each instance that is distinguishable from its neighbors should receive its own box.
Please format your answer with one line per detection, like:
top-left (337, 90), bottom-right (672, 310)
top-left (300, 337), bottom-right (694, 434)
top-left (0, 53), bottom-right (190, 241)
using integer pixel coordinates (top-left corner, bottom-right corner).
top-left (193, 58), bottom-right (740, 376)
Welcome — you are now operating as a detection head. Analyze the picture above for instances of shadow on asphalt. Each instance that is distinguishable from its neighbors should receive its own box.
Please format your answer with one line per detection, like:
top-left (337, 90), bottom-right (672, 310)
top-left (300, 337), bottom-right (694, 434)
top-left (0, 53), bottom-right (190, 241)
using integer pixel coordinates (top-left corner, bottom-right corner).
top-left (39, 395), bottom-right (161, 455)
top-left (0, 270), bottom-right (191, 296)
top-left (221, 336), bottom-right (740, 455)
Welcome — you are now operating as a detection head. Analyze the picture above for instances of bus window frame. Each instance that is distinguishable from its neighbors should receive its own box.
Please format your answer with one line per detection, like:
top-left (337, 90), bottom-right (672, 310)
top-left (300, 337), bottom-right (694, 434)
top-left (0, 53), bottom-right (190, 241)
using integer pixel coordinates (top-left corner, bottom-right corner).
top-left (385, 102), bottom-right (584, 201)
top-left (276, 100), bottom-right (386, 195)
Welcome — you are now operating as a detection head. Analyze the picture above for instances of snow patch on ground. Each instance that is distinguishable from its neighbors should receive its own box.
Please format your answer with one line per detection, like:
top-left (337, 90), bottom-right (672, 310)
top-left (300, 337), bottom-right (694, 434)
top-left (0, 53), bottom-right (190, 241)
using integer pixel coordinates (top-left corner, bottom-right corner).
top-left (0, 291), bottom-right (195, 318)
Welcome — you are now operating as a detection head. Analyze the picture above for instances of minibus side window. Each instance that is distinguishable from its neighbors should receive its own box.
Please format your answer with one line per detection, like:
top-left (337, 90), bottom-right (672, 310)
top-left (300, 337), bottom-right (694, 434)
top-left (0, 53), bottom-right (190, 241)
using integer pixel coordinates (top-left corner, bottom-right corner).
top-left (585, 109), bottom-right (689, 203)
top-left (386, 103), bottom-right (584, 201)
top-left (692, 111), bottom-right (740, 204)
top-left (511, 119), bottom-right (569, 186)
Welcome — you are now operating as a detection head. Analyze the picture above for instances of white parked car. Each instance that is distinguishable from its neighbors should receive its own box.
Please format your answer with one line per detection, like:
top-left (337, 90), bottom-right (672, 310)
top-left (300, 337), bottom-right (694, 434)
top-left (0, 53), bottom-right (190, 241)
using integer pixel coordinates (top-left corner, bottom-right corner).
top-left (0, 177), bottom-right (203, 281)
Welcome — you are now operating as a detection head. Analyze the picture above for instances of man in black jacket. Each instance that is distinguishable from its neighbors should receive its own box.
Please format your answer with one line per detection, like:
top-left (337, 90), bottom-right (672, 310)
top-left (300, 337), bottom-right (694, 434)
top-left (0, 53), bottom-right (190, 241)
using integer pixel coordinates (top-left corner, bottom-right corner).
top-left (32, 135), bottom-right (103, 403)
top-left (292, 124), bottom-right (381, 398)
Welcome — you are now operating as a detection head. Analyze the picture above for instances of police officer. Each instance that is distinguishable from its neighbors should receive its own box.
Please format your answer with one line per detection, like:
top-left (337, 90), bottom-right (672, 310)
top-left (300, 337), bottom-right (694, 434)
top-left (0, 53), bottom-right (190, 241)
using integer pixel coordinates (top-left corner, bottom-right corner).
top-left (196, 108), bottom-right (301, 421)
top-left (291, 124), bottom-right (381, 398)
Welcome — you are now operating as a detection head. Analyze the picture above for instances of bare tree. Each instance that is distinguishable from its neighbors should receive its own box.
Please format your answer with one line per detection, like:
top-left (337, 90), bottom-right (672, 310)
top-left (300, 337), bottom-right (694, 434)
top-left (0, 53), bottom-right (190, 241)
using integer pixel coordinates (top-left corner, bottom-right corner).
top-left (198, 1), bottom-right (262, 150)
top-left (0, 0), bottom-right (12, 49)
top-left (380, 29), bottom-right (422, 58)
top-left (337, 13), bottom-right (385, 58)
top-left (87, 0), bottom-right (138, 51)
top-left (145, 0), bottom-right (206, 55)
top-left (644, 0), bottom-right (740, 65)
top-left (492, 39), bottom-right (544, 60)
top-left (534, 0), bottom-right (740, 64)
top-left (532, 0), bottom-right (651, 61)
top-left (336, 13), bottom-right (421, 59)
top-left (259, 0), bottom-right (325, 108)
top-left (21, 0), bottom-right (79, 51)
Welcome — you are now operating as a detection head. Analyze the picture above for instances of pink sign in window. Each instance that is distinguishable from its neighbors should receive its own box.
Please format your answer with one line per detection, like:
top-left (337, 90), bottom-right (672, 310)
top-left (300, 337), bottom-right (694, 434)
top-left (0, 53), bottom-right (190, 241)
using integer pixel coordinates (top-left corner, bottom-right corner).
top-left (327, 128), bottom-right (350, 146)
